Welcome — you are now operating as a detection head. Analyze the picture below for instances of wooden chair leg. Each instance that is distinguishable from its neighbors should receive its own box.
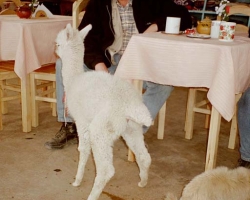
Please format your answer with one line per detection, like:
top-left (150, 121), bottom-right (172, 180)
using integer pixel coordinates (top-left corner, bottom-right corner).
top-left (157, 101), bottom-right (166, 139)
top-left (30, 73), bottom-right (39, 127)
top-left (0, 80), bottom-right (8, 114)
top-left (128, 149), bottom-right (135, 162)
top-left (0, 97), bottom-right (2, 130)
top-left (0, 80), bottom-right (3, 118)
top-left (204, 104), bottom-right (211, 129)
top-left (0, 74), bottom-right (2, 130)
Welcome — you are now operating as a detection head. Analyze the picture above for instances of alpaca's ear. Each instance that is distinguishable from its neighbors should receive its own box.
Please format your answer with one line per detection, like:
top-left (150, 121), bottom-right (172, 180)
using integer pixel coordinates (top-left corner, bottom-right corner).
top-left (65, 23), bottom-right (74, 41)
top-left (80, 24), bottom-right (92, 40)
top-left (66, 23), bottom-right (72, 30)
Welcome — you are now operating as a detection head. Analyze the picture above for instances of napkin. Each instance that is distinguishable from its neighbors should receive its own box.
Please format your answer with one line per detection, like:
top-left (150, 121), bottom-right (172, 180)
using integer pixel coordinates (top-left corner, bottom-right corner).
top-left (32, 4), bottom-right (53, 18)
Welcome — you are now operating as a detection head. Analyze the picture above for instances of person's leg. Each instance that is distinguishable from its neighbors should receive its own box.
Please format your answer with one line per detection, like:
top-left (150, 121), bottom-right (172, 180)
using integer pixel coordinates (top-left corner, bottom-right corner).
top-left (56, 59), bottom-right (75, 123)
top-left (44, 59), bottom-right (77, 149)
top-left (238, 87), bottom-right (250, 168)
top-left (108, 54), bottom-right (121, 74)
top-left (142, 82), bottom-right (174, 133)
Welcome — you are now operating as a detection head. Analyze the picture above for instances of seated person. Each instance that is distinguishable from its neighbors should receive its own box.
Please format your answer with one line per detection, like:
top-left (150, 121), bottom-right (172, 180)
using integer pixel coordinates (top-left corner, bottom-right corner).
top-left (238, 87), bottom-right (250, 168)
top-left (44, 0), bottom-right (192, 149)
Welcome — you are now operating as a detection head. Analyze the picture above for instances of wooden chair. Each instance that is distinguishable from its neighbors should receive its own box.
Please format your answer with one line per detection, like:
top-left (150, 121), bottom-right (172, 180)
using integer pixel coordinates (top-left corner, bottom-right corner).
top-left (29, 0), bottom-right (89, 127)
top-left (0, 61), bottom-right (21, 130)
top-left (0, 0), bottom-right (22, 6)
top-left (0, 0), bottom-right (22, 13)
top-left (30, 64), bottom-right (57, 127)
top-left (72, 0), bottom-right (89, 29)
top-left (157, 90), bottom-right (242, 149)
top-left (0, 62), bottom-right (56, 129)
top-left (228, 4), bottom-right (250, 33)
top-left (0, 8), bottom-right (16, 15)
top-left (184, 89), bottom-right (241, 149)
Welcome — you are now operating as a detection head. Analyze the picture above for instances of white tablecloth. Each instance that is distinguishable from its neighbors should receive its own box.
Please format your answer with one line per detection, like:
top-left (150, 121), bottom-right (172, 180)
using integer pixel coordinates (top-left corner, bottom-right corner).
top-left (115, 32), bottom-right (250, 121)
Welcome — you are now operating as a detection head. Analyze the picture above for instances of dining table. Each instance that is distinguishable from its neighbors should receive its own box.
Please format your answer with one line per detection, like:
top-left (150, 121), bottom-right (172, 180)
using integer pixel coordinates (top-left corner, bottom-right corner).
top-left (0, 15), bottom-right (72, 132)
top-left (115, 31), bottom-right (250, 170)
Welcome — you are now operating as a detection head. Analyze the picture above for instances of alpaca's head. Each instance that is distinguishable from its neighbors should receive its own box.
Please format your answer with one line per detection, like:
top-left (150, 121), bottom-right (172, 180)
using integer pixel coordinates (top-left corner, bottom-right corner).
top-left (55, 23), bottom-right (92, 59)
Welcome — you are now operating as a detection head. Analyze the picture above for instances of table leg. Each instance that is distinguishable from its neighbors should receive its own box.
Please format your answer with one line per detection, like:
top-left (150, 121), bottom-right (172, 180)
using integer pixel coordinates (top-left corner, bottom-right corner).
top-left (185, 89), bottom-right (196, 139)
top-left (21, 75), bottom-right (32, 132)
top-left (127, 79), bottom-right (143, 162)
top-left (228, 93), bottom-right (242, 149)
top-left (205, 106), bottom-right (221, 171)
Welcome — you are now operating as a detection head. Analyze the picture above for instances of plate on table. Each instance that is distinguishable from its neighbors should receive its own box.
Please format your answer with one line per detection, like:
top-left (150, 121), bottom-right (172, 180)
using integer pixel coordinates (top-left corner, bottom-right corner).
top-left (186, 34), bottom-right (211, 39)
top-left (161, 31), bottom-right (183, 35)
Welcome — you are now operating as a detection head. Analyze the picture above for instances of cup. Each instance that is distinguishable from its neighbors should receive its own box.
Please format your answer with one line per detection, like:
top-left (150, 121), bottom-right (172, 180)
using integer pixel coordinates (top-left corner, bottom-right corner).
top-left (219, 22), bottom-right (236, 42)
top-left (210, 20), bottom-right (221, 38)
top-left (165, 17), bottom-right (181, 34)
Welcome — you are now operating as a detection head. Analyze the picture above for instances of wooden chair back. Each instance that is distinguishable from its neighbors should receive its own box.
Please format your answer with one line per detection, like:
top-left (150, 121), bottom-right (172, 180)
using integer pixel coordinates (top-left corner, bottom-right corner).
top-left (0, 8), bottom-right (16, 15)
top-left (0, 0), bottom-right (22, 7)
top-left (72, 0), bottom-right (89, 29)
top-left (0, 0), bottom-right (23, 15)
top-left (228, 4), bottom-right (250, 33)
top-left (0, 61), bottom-right (21, 130)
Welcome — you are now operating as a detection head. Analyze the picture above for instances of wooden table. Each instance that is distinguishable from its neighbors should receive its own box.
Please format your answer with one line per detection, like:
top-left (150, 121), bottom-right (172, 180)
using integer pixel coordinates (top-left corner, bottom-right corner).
top-left (0, 15), bottom-right (72, 132)
top-left (115, 32), bottom-right (250, 170)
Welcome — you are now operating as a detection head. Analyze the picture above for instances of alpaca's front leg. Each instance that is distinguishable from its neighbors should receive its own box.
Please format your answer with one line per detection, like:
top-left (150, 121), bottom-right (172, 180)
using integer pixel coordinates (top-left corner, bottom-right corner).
top-left (72, 132), bottom-right (91, 187)
top-left (122, 121), bottom-right (151, 187)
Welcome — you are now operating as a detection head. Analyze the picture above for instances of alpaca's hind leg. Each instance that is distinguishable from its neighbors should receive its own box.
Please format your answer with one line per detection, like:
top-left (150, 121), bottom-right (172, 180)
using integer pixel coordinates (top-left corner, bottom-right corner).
top-left (72, 129), bottom-right (91, 187)
top-left (87, 136), bottom-right (115, 200)
top-left (122, 121), bottom-right (151, 187)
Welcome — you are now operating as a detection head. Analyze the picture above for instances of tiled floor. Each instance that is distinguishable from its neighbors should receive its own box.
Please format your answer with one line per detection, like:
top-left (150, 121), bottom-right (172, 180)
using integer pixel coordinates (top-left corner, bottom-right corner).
top-left (0, 87), bottom-right (240, 200)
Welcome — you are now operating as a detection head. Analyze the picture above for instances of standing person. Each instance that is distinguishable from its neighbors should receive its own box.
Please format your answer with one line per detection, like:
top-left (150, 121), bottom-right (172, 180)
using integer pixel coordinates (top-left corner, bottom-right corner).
top-left (44, 0), bottom-right (192, 149)
top-left (238, 87), bottom-right (250, 168)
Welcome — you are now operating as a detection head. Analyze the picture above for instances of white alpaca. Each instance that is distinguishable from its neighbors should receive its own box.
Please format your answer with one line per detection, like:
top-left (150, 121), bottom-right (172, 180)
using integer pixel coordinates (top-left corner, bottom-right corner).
top-left (165, 166), bottom-right (250, 200)
top-left (55, 24), bottom-right (152, 200)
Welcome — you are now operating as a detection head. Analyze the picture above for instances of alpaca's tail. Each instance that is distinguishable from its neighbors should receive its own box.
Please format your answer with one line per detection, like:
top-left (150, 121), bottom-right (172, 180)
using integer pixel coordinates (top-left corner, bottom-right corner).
top-left (164, 193), bottom-right (179, 200)
top-left (126, 103), bottom-right (152, 127)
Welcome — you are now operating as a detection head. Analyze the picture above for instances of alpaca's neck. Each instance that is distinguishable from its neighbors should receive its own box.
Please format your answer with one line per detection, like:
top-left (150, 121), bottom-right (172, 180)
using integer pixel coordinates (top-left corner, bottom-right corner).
top-left (61, 48), bottom-right (84, 93)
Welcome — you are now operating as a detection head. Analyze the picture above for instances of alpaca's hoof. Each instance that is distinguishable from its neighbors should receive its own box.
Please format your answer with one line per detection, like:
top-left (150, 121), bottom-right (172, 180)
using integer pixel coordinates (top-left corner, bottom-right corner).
top-left (138, 180), bottom-right (147, 187)
top-left (72, 181), bottom-right (80, 187)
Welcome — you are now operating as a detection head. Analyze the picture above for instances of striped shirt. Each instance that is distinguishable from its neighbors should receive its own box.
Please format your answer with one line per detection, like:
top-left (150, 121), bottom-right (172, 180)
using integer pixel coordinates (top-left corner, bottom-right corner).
top-left (117, 0), bottom-right (138, 54)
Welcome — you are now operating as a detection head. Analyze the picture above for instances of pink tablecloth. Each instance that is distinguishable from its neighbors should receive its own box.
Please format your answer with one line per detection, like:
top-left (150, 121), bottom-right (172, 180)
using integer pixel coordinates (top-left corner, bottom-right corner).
top-left (0, 15), bottom-right (72, 80)
top-left (115, 32), bottom-right (250, 121)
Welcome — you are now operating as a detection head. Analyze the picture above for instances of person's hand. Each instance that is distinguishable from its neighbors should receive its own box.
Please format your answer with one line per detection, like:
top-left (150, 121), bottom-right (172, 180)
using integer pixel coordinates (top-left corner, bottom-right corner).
top-left (144, 23), bottom-right (158, 33)
top-left (95, 63), bottom-right (109, 73)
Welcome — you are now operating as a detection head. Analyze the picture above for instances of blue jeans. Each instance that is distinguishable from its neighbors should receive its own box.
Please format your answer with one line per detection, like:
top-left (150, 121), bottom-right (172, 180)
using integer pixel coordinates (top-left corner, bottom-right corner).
top-left (56, 54), bottom-right (174, 133)
top-left (238, 87), bottom-right (250, 162)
